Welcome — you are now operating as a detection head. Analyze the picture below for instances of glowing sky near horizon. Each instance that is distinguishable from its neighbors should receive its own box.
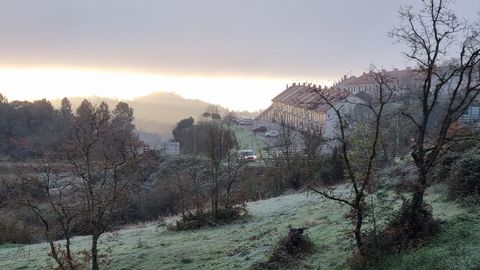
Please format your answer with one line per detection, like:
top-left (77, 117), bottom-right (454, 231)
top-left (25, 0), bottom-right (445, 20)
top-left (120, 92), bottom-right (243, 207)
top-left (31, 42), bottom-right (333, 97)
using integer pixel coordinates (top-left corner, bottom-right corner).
top-left (0, 68), bottom-right (330, 111)
top-left (0, 1), bottom-right (478, 111)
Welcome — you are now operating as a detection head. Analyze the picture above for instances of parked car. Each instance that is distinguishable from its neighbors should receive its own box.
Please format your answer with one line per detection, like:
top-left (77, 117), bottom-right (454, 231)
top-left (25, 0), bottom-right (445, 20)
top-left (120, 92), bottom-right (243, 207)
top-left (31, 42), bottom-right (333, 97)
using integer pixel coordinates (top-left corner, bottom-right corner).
top-left (237, 149), bottom-right (257, 161)
top-left (236, 118), bottom-right (252, 124)
top-left (238, 119), bottom-right (252, 125)
top-left (253, 126), bottom-right (267, 132)
top-left (265, 131), bottom-right (279, 137)
top-left (235, 118), bottom-right (245, 124)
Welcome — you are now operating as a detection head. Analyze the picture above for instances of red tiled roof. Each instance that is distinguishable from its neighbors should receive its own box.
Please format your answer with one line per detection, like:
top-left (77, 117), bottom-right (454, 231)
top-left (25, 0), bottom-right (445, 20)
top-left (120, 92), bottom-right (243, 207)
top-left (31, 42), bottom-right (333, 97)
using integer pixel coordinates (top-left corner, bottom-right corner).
top-left (273, 84), bottom-right (348, 113)
top-left (342, 69), bottom-right (420, 86)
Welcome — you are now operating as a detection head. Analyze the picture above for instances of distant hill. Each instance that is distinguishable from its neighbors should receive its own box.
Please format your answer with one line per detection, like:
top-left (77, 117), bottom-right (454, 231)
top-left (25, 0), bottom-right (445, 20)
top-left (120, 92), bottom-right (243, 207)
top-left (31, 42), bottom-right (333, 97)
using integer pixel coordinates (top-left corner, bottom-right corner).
top-left (51, 92), bottom-right (259, 140)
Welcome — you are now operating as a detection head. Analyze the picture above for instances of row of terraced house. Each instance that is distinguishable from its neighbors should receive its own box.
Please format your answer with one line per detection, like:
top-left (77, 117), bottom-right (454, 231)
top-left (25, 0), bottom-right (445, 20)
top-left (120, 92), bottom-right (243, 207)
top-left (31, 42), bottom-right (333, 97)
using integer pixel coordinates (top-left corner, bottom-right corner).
top-left (258, 67), bottom-right (480, 138)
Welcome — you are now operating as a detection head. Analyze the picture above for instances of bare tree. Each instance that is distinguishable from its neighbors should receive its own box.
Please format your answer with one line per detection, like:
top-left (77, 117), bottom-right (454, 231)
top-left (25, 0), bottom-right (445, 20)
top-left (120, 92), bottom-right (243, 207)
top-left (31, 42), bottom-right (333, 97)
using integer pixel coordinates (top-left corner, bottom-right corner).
top-left (308, 73), bottom-right (394, 260)
top-left (300, 128), bottom-right (325, 182)
top-left (64, 100), bottom-right (143, 270)
top-left (271, 118), bottom-right (303, 189)
top-left (166, 156), bottom-right (207, 218)
top-left (221, 150), bottom-right (245, 209)
top-left (202, 122), bottom-right (237, 220)
top-left (390, 0), bottom-right (480, 235)
top-left (172, 171), bottom-right (189, 220)
top-left (9, 159), bottom-right (83, 270)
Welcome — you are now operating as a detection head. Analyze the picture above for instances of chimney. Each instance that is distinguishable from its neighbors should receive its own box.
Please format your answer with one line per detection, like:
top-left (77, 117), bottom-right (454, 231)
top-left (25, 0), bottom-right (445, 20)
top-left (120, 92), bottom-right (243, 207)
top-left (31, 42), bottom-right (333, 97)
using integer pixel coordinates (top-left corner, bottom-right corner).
top-left (406, 66), bottom-right (411, 70)
top-left (394, 68), bottom-right (398, 71)
top-left (343, 75), bottom-right (347, 81)
top-left (381, 69), bottom-right (387, 72)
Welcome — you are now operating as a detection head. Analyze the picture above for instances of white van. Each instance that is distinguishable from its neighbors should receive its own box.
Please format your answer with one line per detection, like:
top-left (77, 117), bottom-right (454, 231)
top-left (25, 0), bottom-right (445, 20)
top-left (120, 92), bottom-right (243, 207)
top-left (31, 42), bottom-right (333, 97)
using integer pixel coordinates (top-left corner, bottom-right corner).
top-left (237, 149), bottom-right (256, 161)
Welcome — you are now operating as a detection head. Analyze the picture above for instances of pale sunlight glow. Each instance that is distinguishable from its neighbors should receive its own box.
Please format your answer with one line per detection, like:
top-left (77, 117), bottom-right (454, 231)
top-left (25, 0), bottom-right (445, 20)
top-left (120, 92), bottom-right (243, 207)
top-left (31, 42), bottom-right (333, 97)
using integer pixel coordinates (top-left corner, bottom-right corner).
top-left (0, 68), bottom-right (329, 111)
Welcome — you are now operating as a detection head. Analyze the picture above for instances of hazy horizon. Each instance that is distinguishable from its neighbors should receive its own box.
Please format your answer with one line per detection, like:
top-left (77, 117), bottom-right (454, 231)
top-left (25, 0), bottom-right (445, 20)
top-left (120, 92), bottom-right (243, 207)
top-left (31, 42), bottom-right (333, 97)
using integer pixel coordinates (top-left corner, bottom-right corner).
top-left (1, 0), bottom-right (479, 111)
top-left (0, 68), bottom-right (290, 111)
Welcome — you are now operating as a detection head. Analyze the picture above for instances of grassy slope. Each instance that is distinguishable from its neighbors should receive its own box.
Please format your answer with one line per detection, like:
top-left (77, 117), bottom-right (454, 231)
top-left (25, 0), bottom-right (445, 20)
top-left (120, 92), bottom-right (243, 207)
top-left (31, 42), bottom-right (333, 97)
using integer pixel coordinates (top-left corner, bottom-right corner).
top-left (231, 126), bottom-right (268, 158)
top-left (0, 186), bottom-right (477, 270)
top-left (371, 204), bottom-right (480, 269)
top-left (367, 185), bottom-right (480, 270)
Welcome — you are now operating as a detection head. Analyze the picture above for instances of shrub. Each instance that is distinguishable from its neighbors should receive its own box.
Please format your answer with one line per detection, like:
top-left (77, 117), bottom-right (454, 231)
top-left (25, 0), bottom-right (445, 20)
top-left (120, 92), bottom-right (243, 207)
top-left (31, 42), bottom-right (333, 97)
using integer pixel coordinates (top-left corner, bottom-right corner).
top-left (434, 153), bottom-right (461, 182)
top-left (379, 161), bottom-right (417, 188)
top-left (0, 209), bottom-right (41, 244)
top-left (318, 148), bottom-right (345, 185)
top-left (172, 205), bottom-right (248, 231)
top-left (250, 228), bottom-right (314, 269)
top-left (449, 147), bottom-right (480, 199)
top-left (359, 201), bottom-right (441, 267)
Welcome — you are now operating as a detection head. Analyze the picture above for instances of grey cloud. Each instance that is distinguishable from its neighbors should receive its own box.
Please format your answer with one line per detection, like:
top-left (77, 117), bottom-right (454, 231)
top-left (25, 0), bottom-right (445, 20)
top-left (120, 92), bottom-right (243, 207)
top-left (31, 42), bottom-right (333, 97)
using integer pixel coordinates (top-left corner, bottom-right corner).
top-left (0, 0), bottom-right (478, 78)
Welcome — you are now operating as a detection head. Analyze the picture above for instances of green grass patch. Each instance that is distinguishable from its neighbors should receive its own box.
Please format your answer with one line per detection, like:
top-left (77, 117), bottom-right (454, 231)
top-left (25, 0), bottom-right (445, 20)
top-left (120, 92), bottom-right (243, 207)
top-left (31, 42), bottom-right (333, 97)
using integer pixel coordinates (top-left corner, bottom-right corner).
top-left (371, 208), bottom-right (480, 270)
top-left (231, 126), bottom-right (268, 158)
top-left (0, 185), bottom-right (473, 270)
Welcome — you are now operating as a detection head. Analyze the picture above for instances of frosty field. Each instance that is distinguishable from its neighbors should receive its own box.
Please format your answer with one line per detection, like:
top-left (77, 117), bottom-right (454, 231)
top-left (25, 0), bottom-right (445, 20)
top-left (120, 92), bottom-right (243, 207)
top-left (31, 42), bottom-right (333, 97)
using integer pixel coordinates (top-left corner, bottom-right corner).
top-left (1, 185), bottom-right (478, 270)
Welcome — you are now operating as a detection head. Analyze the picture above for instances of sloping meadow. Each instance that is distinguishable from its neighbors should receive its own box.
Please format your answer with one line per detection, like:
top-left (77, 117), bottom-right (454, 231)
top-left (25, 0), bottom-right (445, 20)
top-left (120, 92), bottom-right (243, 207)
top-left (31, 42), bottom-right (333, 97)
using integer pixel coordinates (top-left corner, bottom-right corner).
top-left (0, 185), bottom-right (474, 270)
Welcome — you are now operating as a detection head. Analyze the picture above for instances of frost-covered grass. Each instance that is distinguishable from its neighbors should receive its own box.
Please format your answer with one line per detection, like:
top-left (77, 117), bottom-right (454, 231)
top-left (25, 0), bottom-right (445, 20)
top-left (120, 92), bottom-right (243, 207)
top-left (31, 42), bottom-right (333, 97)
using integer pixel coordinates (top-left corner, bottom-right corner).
top-left (371, 207), bottom-right (480, 270)
top-left (0, 185), bottom-right (474, 270)
top-left (231, 126), bottom-right (267, 157)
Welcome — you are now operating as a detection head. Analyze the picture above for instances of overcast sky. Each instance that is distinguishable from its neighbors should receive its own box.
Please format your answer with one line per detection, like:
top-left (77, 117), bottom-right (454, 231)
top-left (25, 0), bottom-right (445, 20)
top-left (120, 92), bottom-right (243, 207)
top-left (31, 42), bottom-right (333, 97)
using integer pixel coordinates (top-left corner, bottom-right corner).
top-left (0, 0), bottom-right (479, 110)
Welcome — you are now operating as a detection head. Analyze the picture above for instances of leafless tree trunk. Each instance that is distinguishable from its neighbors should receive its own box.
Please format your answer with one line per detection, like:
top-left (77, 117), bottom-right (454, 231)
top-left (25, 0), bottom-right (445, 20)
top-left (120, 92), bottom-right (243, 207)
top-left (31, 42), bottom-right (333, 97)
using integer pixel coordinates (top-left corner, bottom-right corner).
top-left (222, 151), bottom-right (244, 209)
top-left (9, 159), bottom-right (81, 270)
top-left (390, 0), bottom-right (480, 232)
top-left (300, 128), bottom-right (324, 181)
top-left (202, 122), bottom-right (227, 220)
top-left (185, 158), bottom-right (206, 216)
top-left (63, 100), bottom-right (143, 270)
top-left (201, 120), bottom-right (242, 220)
top-left (272, 118), bottom-right (302, 188)
top-left (173, 173), bottom-right (188, 219)
top-left (308, 71), bottom-right (394, 261)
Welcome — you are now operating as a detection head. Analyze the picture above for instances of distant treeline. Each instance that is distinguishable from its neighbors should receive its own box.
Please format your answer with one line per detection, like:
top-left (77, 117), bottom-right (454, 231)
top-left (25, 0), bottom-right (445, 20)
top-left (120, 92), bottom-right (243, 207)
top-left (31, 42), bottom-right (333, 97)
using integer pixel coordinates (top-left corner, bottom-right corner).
top-left (0, 93), bottom-right (134, 160)
top-left (50, 92), bottom-right (261, 139)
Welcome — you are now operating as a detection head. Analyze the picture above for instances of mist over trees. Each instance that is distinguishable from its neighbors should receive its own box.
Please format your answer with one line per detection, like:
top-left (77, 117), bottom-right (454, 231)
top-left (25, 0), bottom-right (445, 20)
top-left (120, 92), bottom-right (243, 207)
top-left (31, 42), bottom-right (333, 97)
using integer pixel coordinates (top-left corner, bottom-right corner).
top-left (50, 92), bottom-right (259, 139)
top-left (1, 1), bottom-right (480, 269)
